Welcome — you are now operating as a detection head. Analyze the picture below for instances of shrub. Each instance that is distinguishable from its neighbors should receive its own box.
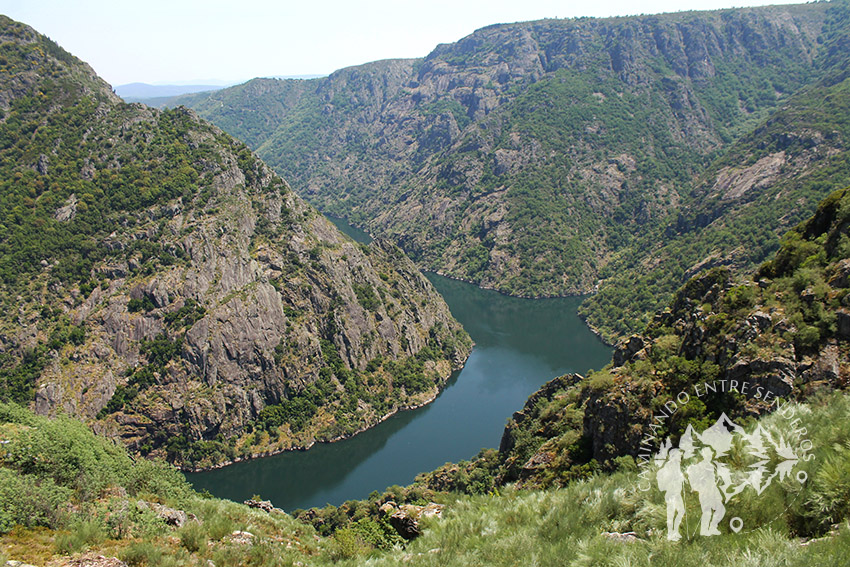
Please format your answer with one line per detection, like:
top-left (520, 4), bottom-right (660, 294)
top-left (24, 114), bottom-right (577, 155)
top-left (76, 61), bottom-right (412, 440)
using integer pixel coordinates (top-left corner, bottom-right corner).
top-left (54, 518), bottom-right (105, 555)
top-left (177, 521), bottom-right (206, 553)
top-left (0, 467), bottom-right (72, 531)
top-left (121, 541), bottom-right (167, 566)
top-left (329, 527), bottom-right (368, 561)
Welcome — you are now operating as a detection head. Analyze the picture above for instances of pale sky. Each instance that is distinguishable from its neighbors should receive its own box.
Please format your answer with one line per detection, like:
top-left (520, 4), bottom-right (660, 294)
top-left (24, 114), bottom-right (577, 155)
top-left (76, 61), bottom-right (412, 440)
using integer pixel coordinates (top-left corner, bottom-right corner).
top-left (0, 0), bottom-right (807, 87)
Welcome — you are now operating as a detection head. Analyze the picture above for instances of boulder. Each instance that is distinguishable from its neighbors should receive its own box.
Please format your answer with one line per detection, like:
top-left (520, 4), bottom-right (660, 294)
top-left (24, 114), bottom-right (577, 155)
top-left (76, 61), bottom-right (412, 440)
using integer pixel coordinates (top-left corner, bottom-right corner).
top-left (136, 501), bottom-right (190, 527)
top-left (612, 335), bottom-right (645, 367)
top-left (602, 531), bottom-right (641, 543)
top-left (226, 531), bottom-right (255, 545)
top-left (244, 498), bottom-right (283, 514)
top-left (389, 503), bottom-right (444, 539)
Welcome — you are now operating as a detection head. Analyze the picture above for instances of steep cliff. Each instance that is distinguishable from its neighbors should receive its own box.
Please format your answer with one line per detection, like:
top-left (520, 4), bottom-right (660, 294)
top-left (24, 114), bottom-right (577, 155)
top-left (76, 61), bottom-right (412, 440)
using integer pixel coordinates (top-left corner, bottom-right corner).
top-left (183, 3), bottom-right (831, 301)
top-left (0, 16), bottom-right (471, 469)
top-left (580, 0), bottom-right (850, 340)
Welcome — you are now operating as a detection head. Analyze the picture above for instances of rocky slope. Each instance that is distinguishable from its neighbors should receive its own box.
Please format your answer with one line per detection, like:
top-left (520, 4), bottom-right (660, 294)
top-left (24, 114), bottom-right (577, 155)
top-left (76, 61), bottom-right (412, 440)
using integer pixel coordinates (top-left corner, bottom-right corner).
top-left (4, 394), bottom-right (849, 565)
top-left (579, 0), bottom-right (850, 340)
top-left (182, 3), bottom-right (832, 302)
top-left (0, 16), bottom-right (470, 469)
top-left (492, 186), bottom-right (850, 488)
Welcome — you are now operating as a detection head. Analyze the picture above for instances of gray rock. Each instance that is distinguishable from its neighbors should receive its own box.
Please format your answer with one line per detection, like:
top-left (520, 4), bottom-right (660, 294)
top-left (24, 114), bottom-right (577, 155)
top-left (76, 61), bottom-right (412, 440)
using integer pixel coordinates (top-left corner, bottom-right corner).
top-left (36, 153), bottom-right (49, 175)
top-left (243, 498), bottom-right (282, 514)
top-left (389, 503), bottom-right (444, 539)
top-left (54, 193), bottom-right (78, 222)
top-left (602, 531), bottom-right (641, 543)
top-left (837, 309), bottom-right (850, 339)
top-left (136, 501), bottom-right (190, 527)
top-left (613, 335), bottom-right (645, 367)
top-left (829, 259), bottom-right (850, 288)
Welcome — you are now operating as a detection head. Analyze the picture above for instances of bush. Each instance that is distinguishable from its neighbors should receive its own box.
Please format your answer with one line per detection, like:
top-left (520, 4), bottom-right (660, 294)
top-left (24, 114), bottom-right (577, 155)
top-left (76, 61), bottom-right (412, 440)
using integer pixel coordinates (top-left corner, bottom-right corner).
top-left (54, 518), bottom-right (105, 555)
top-left (0, 402), bottom-right (191, 530)
top-left (2, 411), bottom-right (133, 500)
top-left (0, 467), bottom-right (72, 531)
top-left (204, 512), bottom-right (236, 541)
top-left (177, 521), bottom-right (206, 553)
top-left (121, 541), bottom-right (169, 567)
top-left (329, 527), bottom-right (368, 561)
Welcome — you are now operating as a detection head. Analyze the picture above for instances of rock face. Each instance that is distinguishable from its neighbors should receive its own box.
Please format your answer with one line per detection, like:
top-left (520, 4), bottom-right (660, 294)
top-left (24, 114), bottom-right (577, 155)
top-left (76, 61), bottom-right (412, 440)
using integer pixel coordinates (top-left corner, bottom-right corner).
top-left (184, 4), bottom-right (831, 299)
top-left (0, 16), bottom-right (471, 468)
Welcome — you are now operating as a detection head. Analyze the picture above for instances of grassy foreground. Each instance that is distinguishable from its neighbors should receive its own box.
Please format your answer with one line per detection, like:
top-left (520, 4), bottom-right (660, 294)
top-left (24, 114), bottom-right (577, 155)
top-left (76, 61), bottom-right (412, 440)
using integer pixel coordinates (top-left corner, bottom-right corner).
top-left (1, 390), bottom-right (849, 566)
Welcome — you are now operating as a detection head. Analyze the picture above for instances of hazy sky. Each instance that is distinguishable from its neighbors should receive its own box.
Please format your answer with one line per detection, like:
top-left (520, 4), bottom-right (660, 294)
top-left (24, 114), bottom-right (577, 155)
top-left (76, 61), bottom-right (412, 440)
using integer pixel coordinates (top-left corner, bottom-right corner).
top-left (0, 0), bottom-right (805, 87)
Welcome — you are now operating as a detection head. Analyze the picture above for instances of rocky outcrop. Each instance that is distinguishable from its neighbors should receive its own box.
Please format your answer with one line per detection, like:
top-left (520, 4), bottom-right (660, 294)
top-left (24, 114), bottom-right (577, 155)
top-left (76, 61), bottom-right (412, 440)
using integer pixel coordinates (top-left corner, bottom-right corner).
top-left (135, 501), bottom-right (195, 528)
top-left (383, 502), bottom-right (444, 540)
top-left (243, 498), bottom-right (283, 514)
top-left (499, 374), bottom-right (582, 455)
top-left (612, 336), bottom-right (645, 367)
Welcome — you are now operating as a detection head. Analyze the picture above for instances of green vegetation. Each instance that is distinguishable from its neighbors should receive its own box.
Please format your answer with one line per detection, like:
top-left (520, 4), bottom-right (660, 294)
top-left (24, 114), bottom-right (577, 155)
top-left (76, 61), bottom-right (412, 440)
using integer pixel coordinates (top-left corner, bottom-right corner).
top-left (366, 392), bottom-right (850, 566)
top-left (580, 0), bottom-right (850, 341)
top-left (352, 282), bottom-right (381, 312)
top-left (2, 188), bottom-right (850, 566)
top-left (5, 392), bottom-right (849, 566)
top-left (182, 2), bottom-right (841, 311)
top-left (0, 15), bottom-right (244, 408)
top-left (0, 402), bottom-right (191, 534)
top-left (0, 402), bottom-right (322, 565)
top-left (254, 324), bottom-right (469, 449)
top-left (0, 14), bottom-right (471, 472)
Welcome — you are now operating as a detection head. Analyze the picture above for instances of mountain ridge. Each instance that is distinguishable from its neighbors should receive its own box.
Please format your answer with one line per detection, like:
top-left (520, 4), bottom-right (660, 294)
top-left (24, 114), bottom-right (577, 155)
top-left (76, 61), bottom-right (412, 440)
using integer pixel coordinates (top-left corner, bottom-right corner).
top-left (179, 2), bottom-right (840, 340)
top-left (0, 15), bottom-right (471, 469)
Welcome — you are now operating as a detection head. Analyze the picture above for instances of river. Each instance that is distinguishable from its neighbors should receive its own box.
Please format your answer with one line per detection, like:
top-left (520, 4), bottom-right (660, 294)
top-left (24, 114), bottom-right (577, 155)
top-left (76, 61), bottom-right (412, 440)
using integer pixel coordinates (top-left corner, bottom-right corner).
top-left (186, 219), bottom-right (612, 511)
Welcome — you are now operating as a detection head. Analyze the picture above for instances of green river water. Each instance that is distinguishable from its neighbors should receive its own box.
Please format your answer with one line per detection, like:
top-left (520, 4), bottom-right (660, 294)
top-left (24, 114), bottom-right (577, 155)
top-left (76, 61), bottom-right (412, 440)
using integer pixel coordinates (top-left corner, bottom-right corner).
top-left (186, 219), bottom-right (612, 510)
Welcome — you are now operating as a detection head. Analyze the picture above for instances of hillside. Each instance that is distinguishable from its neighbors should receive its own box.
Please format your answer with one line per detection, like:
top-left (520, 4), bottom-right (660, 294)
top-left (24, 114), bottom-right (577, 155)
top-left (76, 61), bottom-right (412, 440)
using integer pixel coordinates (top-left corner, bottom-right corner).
top-left (276, 184), bottom-right (850, 565)
top-left (455, 185), bottom-right (850, 491)
top-left (579, 0), bottom-right (850, 339)
top-left (182, 2), bottom-right (836, 308)
top-left (3, 387), bottom-right (849, 566)
top-left (0, 15), bottom-right (471, 469)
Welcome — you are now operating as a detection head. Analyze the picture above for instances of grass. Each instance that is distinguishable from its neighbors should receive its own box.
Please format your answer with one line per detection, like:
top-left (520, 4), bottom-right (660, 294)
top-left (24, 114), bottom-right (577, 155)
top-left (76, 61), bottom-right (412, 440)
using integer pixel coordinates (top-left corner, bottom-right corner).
top-left (2, 393), bottom-right (850, 567)
top-left (340, 393), bottom-right (850, 566)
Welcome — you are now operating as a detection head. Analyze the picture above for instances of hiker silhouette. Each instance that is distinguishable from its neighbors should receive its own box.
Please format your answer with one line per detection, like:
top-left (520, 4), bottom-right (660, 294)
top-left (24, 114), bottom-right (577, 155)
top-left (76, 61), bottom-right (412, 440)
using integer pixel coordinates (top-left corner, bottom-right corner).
top-left (656, 447), bottom-right (685, 541)
top-left (686, 446), bottom-right (726, 536)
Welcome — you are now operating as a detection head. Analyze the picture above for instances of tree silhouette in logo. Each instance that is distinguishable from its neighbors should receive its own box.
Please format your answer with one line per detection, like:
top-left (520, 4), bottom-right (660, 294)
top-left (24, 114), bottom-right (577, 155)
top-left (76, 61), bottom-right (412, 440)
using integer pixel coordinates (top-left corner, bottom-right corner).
top-left (654, 413), bottom-right (803, 540)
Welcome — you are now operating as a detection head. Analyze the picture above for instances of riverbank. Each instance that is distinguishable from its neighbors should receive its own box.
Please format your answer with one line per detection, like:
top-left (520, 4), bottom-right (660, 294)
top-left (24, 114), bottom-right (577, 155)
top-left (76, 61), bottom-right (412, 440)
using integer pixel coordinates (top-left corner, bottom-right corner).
top-left (187, 273), bottom-right (612, 511)
top-left (181, 356), bottom-right (467, 473)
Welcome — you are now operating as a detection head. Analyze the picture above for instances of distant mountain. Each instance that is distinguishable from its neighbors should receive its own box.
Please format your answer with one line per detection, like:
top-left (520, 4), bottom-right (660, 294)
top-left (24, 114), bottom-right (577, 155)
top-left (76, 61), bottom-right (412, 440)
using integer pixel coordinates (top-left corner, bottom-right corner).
top-left (0, 15), bottom-right (470, 469)
top-left (178, 2), bottom-right (843, 328)
top-left (118, 77), bottom-right (327, 107)
top-left (115, 82), bottom-right (228, 101)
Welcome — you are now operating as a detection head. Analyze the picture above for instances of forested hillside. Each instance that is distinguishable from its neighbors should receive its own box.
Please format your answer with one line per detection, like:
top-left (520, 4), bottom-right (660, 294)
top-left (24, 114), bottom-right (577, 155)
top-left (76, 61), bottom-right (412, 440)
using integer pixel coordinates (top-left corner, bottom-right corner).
top-left (180, 2), bottom-right (847, 341)
top-left (580, 0), bottom-right (850, 339)
top-left (0, 16), bottom-right (471, 469)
